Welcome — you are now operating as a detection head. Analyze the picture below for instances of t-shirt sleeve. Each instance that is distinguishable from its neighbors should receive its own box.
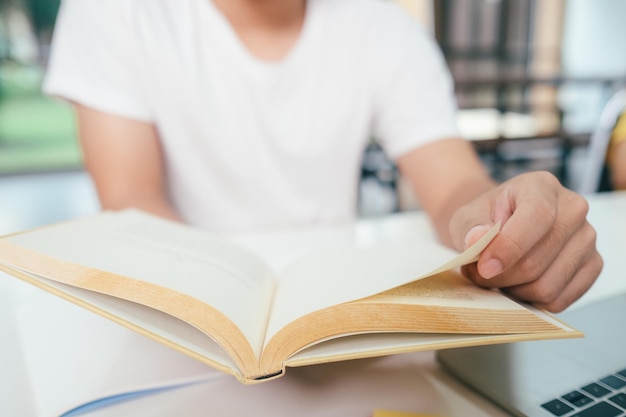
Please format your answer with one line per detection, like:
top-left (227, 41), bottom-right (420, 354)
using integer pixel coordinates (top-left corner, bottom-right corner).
top-left (370, 11), bottom-right (461, 160)
top-left (43, 0), bottom-right (152, 121)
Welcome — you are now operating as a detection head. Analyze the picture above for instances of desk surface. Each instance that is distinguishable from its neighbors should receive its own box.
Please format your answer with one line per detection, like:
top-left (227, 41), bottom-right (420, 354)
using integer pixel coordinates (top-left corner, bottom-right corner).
top-left (1, 172), bottom-right (625, 417)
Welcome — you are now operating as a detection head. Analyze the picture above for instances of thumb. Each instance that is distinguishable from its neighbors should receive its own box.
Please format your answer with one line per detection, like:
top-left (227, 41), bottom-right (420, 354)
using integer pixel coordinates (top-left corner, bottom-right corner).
top-left (448, 197), bottom-right (498, 252)
top-left (464, 224), bottom-right (494, 249)
top-left (452, 218), bottom-right (504, 280)
top-left (449, 188), bottom-right (514, 278)
top-left (449, 184), bottom-right (514, 252)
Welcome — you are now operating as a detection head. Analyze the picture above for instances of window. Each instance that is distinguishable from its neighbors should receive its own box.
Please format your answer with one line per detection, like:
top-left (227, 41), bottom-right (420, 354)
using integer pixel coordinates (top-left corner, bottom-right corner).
top-left (0, 0), bottom-right (80, 175)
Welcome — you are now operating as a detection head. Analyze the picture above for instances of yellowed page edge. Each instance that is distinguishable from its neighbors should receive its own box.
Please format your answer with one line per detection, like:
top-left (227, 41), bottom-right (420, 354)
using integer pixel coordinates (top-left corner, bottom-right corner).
top-left (283, 328), bottom-right (582, 369)
top-left (0, 264), bottom-right (253, 382)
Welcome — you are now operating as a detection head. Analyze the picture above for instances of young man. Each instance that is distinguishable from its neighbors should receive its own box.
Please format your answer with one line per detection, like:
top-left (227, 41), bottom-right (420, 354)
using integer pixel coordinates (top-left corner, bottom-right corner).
top-left (44, 0), bottom-right (601, 313)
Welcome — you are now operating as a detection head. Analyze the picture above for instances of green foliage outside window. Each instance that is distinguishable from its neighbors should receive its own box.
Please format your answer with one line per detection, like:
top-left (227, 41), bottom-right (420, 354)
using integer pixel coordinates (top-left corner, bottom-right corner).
top-left (0, 0), bottom-right (80, 174)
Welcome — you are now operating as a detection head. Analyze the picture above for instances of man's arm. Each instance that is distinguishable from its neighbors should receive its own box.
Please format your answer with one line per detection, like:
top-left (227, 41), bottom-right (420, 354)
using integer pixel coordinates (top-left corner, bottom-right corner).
top-left (397, 138), bottom-right (603, 313)
top-left (74, 104), bottom-right (182, 222)
top-left (396, 137), bottom-right (495, 247)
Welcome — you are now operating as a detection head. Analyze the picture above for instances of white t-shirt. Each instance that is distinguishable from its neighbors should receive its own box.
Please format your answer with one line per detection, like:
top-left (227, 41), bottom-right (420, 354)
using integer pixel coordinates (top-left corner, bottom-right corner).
top-left (44, 0), bottom-right (460, 231)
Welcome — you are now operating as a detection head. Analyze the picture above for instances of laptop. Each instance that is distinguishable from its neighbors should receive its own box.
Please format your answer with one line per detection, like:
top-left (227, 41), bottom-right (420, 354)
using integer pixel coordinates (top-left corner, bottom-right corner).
top-left (437, 292), bottom-right (626, 417)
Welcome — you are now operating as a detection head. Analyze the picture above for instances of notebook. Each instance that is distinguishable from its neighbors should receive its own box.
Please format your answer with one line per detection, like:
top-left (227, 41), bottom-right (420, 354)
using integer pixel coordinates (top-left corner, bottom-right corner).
top-left (437, 292), bottom-right (626, 417)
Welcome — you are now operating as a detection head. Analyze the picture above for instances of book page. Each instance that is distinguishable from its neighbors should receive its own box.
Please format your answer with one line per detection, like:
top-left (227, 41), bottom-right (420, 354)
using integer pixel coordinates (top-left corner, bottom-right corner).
top-left (2, 210), bottom-right (275, 356)
top-left (265, 224), bottom-right (500, 344)
top-left (28, 271), bottom-right (242, 371)
top-left (368, 270), bottom-right (528, 310)
top-left (16, 289), bottom-right (223, 417)
top-left (283, 319), bottom-right (579, 368)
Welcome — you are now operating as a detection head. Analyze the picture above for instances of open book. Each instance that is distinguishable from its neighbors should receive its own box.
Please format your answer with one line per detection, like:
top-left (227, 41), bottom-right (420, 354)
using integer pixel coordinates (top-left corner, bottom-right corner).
top-left (0, 209), bottom-right (581, 384)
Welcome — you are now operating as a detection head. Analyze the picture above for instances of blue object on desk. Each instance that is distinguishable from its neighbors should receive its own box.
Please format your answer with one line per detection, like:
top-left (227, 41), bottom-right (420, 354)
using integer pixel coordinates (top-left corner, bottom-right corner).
top-left (60, 379), bottom-right (207, 417)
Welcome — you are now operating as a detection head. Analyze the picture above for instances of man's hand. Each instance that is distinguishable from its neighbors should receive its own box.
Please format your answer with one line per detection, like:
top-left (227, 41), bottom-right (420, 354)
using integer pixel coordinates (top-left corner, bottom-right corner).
top-left (394, 139), bottom-right (600, 312)
top-left (449, 171), bottom-right (603, 313)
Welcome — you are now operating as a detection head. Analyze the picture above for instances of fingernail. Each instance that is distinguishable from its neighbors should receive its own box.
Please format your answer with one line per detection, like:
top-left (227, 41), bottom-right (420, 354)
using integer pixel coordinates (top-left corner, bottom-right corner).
top-left (464, 224), bottom-right (492, 248)
top-left (480, 258), bottom-right (503, 279)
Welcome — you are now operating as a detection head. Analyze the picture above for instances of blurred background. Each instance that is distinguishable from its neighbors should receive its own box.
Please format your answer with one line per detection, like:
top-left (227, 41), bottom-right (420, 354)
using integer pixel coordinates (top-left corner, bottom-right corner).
top-left (0, 0), bottom-right (74, 174)
top-left (0, 0), bottom-right (625, 220)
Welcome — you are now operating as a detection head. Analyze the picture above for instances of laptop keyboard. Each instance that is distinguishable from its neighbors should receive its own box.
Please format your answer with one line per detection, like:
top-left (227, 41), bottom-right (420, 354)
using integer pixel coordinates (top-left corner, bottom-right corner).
top-left (542, 368), bottom-right (626, 416)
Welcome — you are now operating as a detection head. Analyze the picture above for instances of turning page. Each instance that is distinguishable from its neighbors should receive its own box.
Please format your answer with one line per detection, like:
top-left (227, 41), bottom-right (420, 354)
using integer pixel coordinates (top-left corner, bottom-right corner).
top-left (264, 223), bottom-right (500, 344)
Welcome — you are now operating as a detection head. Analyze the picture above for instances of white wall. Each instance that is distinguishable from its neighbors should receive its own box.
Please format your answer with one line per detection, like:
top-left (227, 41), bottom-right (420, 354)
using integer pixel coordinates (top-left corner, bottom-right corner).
top-left (560, 0), bottom-right (626, 132)
top-left (562, 1), bottom-right (626, 77)
top-left (560, 1), bottom-right (626, 190)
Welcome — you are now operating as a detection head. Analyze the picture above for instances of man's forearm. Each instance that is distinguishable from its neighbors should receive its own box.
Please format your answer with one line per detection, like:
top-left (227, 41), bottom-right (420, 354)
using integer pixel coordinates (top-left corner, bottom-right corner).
top-left (396, 138), bottom-right (496, 248)
top-left (427, 176), bottom-right (496, 248)
top-left (97, 193), bottom-right (183, 223)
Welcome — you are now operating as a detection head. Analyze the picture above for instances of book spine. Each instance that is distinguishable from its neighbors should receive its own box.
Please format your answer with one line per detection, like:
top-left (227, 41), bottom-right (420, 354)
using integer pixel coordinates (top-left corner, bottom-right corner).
top-left (253, 370), bottom-right (284, 381)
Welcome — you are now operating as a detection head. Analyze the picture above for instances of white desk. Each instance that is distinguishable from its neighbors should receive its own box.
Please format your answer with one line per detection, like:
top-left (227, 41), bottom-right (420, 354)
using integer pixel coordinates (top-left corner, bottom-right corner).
top-left (1, 172), bottom-right (625, 417)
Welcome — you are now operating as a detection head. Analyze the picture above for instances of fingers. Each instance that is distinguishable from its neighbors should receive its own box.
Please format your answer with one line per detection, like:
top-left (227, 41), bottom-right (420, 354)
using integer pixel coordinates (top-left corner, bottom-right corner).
top-left (463, 220), bottom-right (602, 311)
top-left (477, 173), bottom-right (559, 278)
top-left (506, 250), bottom-right (603, 313)
top-left (453, 171), bottom-right (602, 311)
top-left (475, 201), bottom-right (556, 280)
top-left (479, 180), bottom-right (588, 282)
top-left (503, 220), bottom-right (601, 311)
top-left (450, 173), bottom-right (551, 276)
